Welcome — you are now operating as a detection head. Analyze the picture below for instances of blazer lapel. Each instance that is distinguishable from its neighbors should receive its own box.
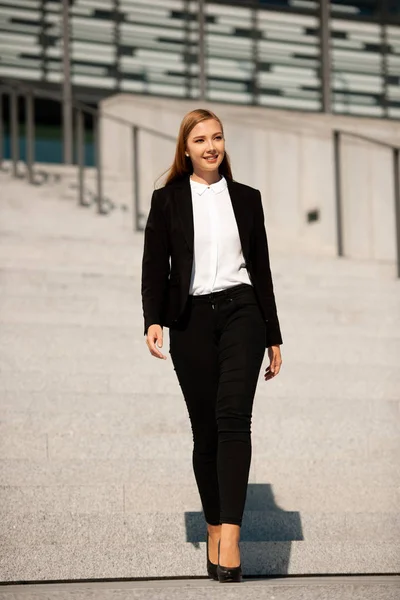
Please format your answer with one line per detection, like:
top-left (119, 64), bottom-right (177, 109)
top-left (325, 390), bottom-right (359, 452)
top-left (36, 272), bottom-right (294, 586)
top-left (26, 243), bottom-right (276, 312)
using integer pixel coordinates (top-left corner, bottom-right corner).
top-left (174, 174), bottom-right (194, 253)
top-left (173, 173), bottom-right (250, 262)
top-left (226, 177), bottom-right (251, 262)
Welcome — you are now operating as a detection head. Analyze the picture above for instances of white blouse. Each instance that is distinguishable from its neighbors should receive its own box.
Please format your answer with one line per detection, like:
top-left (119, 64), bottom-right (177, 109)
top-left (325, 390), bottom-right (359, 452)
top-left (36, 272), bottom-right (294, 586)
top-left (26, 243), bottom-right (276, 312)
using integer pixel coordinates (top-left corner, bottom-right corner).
top-left (188, 174), bottom-right (253, 296)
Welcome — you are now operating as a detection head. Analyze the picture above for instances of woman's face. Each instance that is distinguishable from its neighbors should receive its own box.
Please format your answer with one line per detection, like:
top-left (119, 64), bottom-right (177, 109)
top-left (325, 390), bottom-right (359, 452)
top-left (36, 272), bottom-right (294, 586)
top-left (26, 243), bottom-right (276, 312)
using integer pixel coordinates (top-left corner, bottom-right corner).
top-left (185, 119), bottom-right (225, 174)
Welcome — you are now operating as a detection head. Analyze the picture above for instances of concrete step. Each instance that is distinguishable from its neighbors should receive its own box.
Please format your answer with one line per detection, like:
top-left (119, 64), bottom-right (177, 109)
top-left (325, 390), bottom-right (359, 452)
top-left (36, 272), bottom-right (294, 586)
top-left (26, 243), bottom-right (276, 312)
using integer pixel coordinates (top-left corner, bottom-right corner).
top-left (1, 469), bottom-right (399, 510)
top-left (0, 428), bottom-right (398, 464)
top-left (1, 457), bottom-right (398, 504)
top-left (1, 364), bottom-right (398, 399)
top-left (1, 234), bottom-right (398, 279)
top-left (0, 281), bottom-right (399, 311)
top-left (1, 576), bottom-right (400, 600)
top-left (2, 540), bottom-right (399, 580)
top-left (0, 173), bottom-right (133, 235)
top-left (2, 510), bottom-right (399, 543)
top-left (1, 338), bottom-right (399, 368)
top-left (0, 391), bottom-right (398, 423)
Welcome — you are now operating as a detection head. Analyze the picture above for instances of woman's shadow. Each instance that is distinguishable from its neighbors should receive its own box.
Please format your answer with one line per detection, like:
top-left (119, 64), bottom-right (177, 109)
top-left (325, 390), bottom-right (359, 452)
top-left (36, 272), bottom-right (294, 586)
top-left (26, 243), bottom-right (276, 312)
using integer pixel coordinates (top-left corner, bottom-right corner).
top-left (185, 483), bottom-right (303, 577)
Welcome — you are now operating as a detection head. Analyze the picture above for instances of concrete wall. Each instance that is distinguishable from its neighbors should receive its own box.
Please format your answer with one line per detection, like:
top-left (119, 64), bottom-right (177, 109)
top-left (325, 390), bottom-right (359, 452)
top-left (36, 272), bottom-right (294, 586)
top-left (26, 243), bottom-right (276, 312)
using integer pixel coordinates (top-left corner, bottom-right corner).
top-left (99, 94), bottom-right (400, 262)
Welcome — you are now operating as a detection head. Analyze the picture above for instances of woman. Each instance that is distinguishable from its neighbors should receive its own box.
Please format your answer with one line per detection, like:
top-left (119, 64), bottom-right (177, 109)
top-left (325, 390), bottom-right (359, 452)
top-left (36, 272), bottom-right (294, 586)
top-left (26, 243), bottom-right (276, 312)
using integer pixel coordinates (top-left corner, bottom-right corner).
top-left (141, 108), bottom-right (283, 583)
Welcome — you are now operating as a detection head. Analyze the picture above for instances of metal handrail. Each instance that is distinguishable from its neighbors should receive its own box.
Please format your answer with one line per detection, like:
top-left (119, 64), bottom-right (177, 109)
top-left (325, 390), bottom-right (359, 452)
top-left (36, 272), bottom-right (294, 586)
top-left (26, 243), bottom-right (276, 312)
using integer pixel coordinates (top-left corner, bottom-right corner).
top-left (333, 129), bottom-right (400, 278)
top-left (0, 77), bottom-right (176, 141)
top-left (0, 77), bottom-right (176, 230)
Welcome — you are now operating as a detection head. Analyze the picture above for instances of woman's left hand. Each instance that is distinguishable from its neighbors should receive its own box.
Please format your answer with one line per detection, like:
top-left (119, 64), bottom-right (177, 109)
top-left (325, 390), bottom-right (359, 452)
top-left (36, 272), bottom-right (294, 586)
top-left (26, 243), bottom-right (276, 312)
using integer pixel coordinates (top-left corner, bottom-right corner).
top-left (264, 345), bottom-right (282, 381)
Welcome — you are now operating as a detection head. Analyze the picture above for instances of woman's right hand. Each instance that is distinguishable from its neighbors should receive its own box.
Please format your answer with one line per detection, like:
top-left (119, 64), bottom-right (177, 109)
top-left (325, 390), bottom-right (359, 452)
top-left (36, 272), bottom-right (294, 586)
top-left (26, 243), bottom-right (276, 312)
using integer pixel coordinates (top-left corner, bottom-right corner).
top-left (146, 324), bottom-right (167, 360)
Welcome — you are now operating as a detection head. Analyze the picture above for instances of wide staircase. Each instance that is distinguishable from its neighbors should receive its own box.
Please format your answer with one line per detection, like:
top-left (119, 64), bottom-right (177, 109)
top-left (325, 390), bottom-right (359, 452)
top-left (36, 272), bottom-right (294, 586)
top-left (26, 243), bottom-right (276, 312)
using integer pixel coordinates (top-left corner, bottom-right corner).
top-left (0, 167), bottom-right (399, 582)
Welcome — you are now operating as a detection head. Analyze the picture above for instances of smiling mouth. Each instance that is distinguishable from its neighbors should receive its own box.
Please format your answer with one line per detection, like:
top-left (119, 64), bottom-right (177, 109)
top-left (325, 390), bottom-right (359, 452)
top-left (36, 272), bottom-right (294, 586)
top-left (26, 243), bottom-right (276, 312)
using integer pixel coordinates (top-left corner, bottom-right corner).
top-left (204, 156), bottom-right (218, 160)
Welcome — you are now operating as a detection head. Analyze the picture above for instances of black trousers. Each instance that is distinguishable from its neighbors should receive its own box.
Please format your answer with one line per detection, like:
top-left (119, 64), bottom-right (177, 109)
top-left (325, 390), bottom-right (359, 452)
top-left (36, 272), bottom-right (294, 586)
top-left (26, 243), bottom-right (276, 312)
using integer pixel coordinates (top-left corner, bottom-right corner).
top-left (169, 283), bottom-right (266, 526)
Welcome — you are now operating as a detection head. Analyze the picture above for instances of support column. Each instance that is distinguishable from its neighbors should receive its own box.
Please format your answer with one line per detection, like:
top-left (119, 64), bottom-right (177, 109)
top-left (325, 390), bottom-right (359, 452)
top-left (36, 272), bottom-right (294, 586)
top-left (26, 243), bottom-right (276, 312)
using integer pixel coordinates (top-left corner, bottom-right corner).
top-left (319, 0), bottom-right (331, 113)
top-left (198, 0), bottom-right (206, 101)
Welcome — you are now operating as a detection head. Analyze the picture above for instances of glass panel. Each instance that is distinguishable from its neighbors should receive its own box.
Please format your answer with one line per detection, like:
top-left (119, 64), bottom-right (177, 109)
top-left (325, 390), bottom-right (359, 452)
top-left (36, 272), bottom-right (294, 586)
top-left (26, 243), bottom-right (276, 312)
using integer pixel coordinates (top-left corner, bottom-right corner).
top-left (387, 0), bottom-right (400, 21)
top-left (205, 3), bottom-right (253, 104)
top-left (331, 18), bottom-right (384, 117)
top-left (206, 2), bottom-right (321, 110)
top-left (0, 0), bottom-right (43, 80)
top-left (70, 0), bottom-right (117, 89)
top-left (257, 9), bottom-right (320, 111)
top-left (119, 0), bottom-right (191, 98)
top-left (387, 24), bottom-right (400, 118)
top-left (330, 1), bottom-right (381, 19)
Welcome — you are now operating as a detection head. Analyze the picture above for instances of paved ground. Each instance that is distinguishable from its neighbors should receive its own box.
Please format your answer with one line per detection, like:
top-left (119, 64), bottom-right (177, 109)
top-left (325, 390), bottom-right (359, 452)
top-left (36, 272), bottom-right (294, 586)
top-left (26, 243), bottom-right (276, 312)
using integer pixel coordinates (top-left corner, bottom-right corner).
top-left (0, 170), bottom-right (399, 581)
top-left (0, 576), bottom-right (399, 600)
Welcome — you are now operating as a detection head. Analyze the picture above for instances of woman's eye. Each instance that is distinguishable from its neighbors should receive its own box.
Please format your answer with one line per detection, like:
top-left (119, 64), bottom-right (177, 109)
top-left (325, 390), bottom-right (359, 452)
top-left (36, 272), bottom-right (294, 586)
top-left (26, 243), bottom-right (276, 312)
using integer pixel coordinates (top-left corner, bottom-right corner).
top-left (195, 136), bottom-right (222, 142)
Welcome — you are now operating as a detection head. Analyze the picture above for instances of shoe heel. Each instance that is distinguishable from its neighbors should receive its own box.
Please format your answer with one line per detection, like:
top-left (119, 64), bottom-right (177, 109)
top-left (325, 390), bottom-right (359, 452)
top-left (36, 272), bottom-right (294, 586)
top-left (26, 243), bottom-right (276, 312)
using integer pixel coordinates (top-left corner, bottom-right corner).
top-left (206, 531), bottom-right (218, 581)
top-left (217, 539), bottom-right (242, 583)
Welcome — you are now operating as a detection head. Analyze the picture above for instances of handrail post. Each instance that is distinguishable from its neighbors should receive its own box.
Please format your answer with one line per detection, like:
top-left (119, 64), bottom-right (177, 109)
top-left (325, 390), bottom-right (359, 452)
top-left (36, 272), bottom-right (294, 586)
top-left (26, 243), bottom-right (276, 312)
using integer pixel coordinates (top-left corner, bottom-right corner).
top-left (10, 88), bottom-right (19, 177)
top-left (393, 148), bottom-right (400, 279)
top-left (0, 90), bottom-right (3, 169)
top-left (62, 0), bottom-right (73, 164)
top-left (132, 125), bottom-right (140, 231)
top-left (94, 113), bottom-right (103, 214)
top-left (26, 90), bottom-right (35, 184)
top-left (333, 130), bottom-right (344, 257)
top-left (76, 108), bottom-right (85, 206)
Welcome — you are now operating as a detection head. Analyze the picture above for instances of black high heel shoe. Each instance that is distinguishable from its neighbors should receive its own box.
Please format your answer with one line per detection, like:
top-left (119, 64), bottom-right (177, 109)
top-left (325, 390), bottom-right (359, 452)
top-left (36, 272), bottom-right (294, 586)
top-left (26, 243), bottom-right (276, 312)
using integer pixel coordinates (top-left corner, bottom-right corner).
top-left (217, 539), bottom-right (242, 583)
top-left (206, 531), bottom-right (219, 580)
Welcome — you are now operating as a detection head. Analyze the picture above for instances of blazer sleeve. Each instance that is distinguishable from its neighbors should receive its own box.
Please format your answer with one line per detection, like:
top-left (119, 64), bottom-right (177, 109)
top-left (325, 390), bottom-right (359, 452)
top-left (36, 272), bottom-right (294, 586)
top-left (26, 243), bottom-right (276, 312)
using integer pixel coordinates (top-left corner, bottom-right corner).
top-left (141, 188), bottom-right (170, 336)
top-left (252, 190), bottom-right (283, 347)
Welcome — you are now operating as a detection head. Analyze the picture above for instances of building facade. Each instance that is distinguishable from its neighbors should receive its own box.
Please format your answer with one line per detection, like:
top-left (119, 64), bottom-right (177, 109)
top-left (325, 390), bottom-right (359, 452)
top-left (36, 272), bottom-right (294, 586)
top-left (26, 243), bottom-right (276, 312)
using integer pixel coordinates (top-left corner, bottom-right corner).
top-left (0, 0), bottom-right (399, 118)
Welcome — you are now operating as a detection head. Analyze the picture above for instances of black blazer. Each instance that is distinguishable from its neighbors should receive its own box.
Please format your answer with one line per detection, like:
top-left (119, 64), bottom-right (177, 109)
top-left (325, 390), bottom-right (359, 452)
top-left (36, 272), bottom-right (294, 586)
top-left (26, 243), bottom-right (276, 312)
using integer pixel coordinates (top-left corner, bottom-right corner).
top-left (141, 173), bottom-right (283, 348)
